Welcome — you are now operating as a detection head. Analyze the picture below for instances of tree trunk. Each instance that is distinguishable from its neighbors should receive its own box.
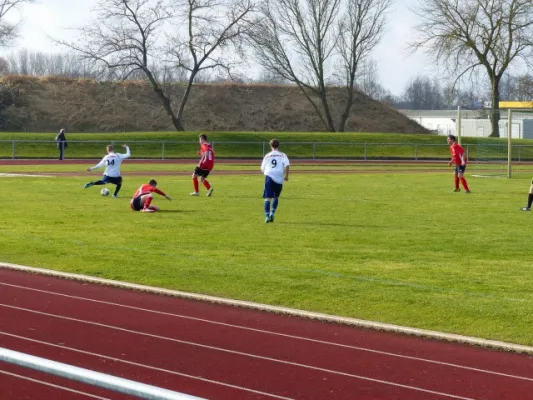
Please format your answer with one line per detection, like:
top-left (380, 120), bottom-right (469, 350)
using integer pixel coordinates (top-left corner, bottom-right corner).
top-left (489, 78), bottom-right (501, 138)
top-left (144, 68), bottom-right (184, 131)
top-left (338, 87), bottom-right (355, 132)
top-left (320, 89), bottom-right (336, 132)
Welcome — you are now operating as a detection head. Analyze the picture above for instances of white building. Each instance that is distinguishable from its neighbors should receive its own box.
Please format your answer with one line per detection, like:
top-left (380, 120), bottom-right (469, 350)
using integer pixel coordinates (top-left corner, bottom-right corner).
top-left (399, 109), bottom-right (533, 139)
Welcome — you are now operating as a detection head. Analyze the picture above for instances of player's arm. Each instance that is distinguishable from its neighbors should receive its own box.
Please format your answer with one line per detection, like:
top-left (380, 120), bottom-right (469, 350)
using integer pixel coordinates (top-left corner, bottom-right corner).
top-left (459, 153), bottom-right (466, 166)
top-left (284, 165), bottom-right (290, 181)
top-left (87, 159), bottom-right (105, 172)
top-left (153, 188), bottom-right (171, 200)
top-left (120, 144), bottom-right (131, 159)
top-left (260, 157), bottom-right (267, 172)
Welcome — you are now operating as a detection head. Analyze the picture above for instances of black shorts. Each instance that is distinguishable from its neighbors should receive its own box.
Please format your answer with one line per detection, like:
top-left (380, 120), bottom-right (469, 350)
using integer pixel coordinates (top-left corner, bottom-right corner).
top-left (193, 167), bottom-right (211, 178)
top-left (103, 175), bottom-right (123, 185)
top-left (455, 165), bottom-right (466, 174)
top-left (130, 196), bottom-right (142, 211)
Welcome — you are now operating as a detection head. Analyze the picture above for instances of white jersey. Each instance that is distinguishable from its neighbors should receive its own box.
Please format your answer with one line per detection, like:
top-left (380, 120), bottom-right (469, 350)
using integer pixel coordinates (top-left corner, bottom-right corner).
top-left (90, 146), bottom-right (131, 177)
top-left (261, 150), bottom-right (290, 184)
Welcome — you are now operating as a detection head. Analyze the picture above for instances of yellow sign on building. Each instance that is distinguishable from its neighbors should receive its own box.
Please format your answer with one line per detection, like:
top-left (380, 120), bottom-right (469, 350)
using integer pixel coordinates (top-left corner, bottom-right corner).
top-left (499, 101), bottom-right (533, 109)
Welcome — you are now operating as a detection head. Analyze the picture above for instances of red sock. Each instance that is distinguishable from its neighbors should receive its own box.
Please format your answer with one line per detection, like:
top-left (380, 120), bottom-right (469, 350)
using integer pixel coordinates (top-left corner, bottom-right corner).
top-left (143, 196), bottom-right (153, 209)
top-left (454, 176), bottom-right (460, 189)
top-left (193, 177), bottom-right (199, 192)
top-left (202, 180), bottom-right (211, 190)
top-left (460, 177), bottom-right (469, 191)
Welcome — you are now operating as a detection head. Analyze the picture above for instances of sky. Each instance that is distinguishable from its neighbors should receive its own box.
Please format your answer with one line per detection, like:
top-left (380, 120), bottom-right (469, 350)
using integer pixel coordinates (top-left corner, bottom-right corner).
top-left (4, 0), bottom-right (432, 97)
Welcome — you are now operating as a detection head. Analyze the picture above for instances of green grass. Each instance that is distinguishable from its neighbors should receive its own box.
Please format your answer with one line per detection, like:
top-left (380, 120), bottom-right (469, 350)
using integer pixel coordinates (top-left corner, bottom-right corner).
top-left (2, 165), bottom-right (533, 346)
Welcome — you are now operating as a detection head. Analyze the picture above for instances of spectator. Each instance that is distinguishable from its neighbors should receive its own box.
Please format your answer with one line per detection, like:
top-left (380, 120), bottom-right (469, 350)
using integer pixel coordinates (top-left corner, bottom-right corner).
top-left (55, 128), bottom-right (67, 160)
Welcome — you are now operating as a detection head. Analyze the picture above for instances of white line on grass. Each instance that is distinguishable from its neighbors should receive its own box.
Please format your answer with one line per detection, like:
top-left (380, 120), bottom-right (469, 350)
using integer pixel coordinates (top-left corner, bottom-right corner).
top-left (0, 173), bottom-right (55, 177)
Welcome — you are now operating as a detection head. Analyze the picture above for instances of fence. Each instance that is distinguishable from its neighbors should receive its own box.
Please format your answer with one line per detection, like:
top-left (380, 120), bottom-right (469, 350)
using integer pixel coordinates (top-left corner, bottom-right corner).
top-left (0, 140), bottom-right (533, 162)
top-left (2, 140), bottom-right (533, 162)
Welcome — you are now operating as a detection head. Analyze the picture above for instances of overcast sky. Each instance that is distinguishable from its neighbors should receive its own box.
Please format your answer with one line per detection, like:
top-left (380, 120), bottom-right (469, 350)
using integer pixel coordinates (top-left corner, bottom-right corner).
top-left (4, 0), bottom-right (432, 97)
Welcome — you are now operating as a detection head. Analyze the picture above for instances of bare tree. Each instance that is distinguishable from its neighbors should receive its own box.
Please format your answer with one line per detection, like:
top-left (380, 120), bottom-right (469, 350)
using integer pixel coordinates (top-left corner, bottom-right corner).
top-left (515, 74), bottom-right (533, 99)
top-left (335, 0), bottom-right (391, 131)
top-left (248, 0), bottom-right (390, 132)
top-left (165, 0), bottom-right (256, 129)
top-left (403, 75), bottom-right (445, 110)
top-left (56, 0), bottom-right (254, 131)
top-left (410, 0), bottom-right (533, 137)
top-left (0, 0), bottom-right (34, 47)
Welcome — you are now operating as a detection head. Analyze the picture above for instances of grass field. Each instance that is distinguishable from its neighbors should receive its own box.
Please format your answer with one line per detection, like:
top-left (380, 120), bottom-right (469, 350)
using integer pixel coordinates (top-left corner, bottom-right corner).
top-left (2, 161), bottom-right (533, 346)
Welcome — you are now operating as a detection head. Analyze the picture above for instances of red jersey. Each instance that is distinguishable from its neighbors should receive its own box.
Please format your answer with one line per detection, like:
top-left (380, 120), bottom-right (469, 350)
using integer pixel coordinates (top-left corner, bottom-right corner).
top-left (131, 184), bottom-right (166, 199)
top-left (198, 143), bottom-right (215, 170)
top-left (450, 142), bottom-right (466, 165)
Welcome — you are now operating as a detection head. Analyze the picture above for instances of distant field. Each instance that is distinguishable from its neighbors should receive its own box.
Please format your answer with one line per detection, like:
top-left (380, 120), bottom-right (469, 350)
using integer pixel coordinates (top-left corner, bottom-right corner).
top-left (2, 160), bottom-right (533, 346)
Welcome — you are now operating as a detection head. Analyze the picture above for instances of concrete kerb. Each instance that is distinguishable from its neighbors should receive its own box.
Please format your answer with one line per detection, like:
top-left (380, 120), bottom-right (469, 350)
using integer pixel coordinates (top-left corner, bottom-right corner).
top-left (2, 262), bottom-right (533, 355)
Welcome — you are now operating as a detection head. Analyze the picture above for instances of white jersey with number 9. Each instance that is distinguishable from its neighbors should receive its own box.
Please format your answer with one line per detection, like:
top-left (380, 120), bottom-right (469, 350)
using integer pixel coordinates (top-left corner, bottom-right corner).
top-left (261, 150), bottom-right (290, 184)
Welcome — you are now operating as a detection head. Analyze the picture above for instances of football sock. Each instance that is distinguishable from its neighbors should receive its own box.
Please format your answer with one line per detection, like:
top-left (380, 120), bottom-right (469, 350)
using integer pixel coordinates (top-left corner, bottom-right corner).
top-left (272, 198), bottom-right (279, 214)
top-left (454, 176), bottom-right (459, 189)
top-left (528, 193), bottom-right (533, 208)
top-left (193, 177), bottom-right (199, 192)
top-left (114, 184), bottom-right (122, 196)
top-left (144, 196), bottom-right (153, 209)
top-left (460, 178), bottom-right (469, 191)
top-left (264, 200), bottom-right (271, 216)
top-left (203, 180), bottom-right (211, 190)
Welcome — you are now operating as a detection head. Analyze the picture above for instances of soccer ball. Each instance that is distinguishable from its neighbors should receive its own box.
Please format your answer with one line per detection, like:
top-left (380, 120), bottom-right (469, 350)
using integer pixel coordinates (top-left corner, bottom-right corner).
top-left (101, 188), bottom-right (110, 196)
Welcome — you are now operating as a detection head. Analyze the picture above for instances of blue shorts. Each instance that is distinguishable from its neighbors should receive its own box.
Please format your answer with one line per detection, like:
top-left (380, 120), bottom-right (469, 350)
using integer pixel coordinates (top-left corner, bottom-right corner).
top-left (263, 176), bottom-right (283, 198)
top-left (455, 165), bottom-right (466, 174)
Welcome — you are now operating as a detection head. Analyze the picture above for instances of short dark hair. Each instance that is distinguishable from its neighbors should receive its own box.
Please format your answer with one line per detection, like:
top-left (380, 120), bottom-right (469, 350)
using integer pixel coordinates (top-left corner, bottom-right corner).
top-left (270, 138), bottom-right (280, 149)
top-left (199, 134), bottom-right (208, 141)
top-left (149, 179), bottom-right (157, 186)
top-left (447, 134), bottom-right (456, 142)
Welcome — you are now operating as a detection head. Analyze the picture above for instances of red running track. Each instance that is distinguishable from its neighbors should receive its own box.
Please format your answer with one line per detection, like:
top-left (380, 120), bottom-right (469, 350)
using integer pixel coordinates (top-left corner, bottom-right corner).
top-left (1, 268), bottom-right (533, 400)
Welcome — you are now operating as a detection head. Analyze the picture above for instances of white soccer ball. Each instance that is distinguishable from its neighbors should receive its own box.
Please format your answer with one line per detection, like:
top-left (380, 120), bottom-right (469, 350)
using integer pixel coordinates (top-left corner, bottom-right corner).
top-left (101, 188), bottom-right (110, 196)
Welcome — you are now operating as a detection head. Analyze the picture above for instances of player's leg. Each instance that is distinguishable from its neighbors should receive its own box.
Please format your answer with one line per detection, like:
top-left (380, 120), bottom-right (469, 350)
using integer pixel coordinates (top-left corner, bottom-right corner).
top-left (140, 193), bottom-right (158, 212)
top-left (458, 167), bottom-right (470, 193)
top-left (191, 169), bottom-right (200, 195)
top-left (200, 172), bottom-right (213, 197)
top-left (269, 184), bottom-right (283, 222)
top-left (84, 175), bottom-right (108, 189)
top-left (521, 180), bottom-right (533, 211)
top-left (263, 177), bottom-right (274, 223)
top-left (453, 168), bottom-right (460, 192)
top-left (107, 177), bottom-right (122, 197)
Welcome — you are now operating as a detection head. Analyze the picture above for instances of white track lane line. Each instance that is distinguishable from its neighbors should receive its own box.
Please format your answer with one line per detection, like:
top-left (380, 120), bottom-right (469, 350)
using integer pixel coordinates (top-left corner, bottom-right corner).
top-left (1, 282), bottom-right (532, 383)
top-left (0, 304), bottom-right (474, 400)
top-left (0, 331), bottom-right (292, 400)
top-left (0, 369), bottom-right (110, 399)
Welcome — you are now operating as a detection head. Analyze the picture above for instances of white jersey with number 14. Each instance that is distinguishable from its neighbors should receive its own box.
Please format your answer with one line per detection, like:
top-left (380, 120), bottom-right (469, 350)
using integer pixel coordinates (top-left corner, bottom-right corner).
top-left (261, 150), bottom-right (290, 184)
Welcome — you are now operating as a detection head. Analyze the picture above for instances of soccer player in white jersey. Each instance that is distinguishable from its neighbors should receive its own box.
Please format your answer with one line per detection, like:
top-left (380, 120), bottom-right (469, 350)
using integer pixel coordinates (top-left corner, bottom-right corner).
top-left (261, 139), bottom-right (290, 223)
top-left (84, 144), bottom-right (131, 198)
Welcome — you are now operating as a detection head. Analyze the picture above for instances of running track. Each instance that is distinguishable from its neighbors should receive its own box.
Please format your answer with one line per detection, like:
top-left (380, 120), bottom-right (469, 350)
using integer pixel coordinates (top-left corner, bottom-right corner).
top-left (1, 267), bottom-right (533, 399)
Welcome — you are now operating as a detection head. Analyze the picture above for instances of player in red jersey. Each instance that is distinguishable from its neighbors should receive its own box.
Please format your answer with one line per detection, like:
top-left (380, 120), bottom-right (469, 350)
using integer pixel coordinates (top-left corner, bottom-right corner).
top-left (190, 134), bottom-right (215, 197)
top-left (447, 134), bottom-right (470, 193)
top-left (130, 179), bottom-right (171, 213)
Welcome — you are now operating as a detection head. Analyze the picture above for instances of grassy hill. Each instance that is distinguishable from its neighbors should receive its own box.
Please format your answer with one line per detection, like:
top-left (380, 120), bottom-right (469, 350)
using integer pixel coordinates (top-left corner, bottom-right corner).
top-left (0, 75), bottom-right (428, 134)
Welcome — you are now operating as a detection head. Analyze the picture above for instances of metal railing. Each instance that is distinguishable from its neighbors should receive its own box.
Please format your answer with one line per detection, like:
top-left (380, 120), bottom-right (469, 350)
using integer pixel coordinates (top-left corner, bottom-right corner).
top-left (0, 347), bottom-right (204, 400)
top-left (1, 140), bottom-right (532, 161)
